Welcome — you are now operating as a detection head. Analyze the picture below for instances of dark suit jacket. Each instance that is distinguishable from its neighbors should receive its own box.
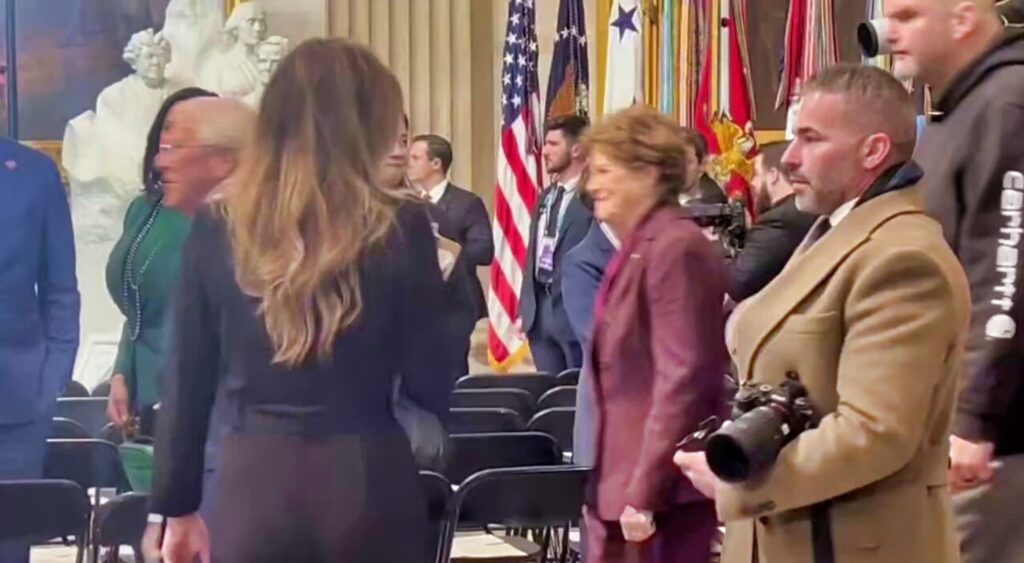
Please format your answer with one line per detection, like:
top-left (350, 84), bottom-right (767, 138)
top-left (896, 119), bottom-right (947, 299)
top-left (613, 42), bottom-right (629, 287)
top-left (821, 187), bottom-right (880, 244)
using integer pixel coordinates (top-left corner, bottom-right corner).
top-left (436, 184), bottom-right (493, 320)
top-left (151, 202), bottom-right (454, 516)
top-left (0, 140), bottom-right (79, 425)
top-left (562, 223), bottom-right (616, 466)
top-left (590, 205), bottom-right (727, 519)
top-left (425, 201), bottom-right (479, 339)
top-left (729, 195), bottom-right (816, 301)
top-left (520, 185), bottom-right (593, 335)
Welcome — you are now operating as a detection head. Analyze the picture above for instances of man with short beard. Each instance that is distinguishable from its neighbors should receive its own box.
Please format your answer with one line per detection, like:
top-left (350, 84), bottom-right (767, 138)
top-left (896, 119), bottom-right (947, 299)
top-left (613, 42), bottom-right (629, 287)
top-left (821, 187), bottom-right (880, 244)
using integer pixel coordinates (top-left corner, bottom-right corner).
top-left (888, 2), bottom-right (1024, 560)
top-left (519, 115), bottom-right (593, 375)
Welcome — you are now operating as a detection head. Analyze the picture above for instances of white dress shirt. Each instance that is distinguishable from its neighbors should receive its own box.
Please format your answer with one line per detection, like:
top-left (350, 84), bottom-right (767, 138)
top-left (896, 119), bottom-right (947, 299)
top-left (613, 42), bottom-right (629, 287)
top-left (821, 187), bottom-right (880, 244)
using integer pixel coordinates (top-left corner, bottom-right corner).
top-left (425, 179), bottom-right (449, 205)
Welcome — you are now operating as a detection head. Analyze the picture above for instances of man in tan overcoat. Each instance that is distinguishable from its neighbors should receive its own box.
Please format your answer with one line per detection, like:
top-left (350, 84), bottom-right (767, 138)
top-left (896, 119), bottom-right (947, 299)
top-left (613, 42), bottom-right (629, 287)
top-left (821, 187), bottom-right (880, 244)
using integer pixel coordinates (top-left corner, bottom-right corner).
top-left (675, 64), bottom-right (970, 563)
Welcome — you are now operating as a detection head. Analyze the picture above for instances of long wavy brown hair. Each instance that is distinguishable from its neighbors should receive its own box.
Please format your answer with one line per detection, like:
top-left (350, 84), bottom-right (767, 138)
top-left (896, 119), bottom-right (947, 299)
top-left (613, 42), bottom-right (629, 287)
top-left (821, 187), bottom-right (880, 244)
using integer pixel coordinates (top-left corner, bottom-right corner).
top-left (226, 38), bottom-right (405, 367)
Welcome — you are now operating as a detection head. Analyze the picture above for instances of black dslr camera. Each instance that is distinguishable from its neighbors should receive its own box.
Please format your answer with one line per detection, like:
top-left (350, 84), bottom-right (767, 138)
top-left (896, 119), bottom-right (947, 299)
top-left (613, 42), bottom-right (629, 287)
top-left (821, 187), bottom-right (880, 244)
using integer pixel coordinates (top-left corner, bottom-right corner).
top-left (681, 373), bottom-right (816, 483)
top-left (681, 200), bottom-right (748, 256)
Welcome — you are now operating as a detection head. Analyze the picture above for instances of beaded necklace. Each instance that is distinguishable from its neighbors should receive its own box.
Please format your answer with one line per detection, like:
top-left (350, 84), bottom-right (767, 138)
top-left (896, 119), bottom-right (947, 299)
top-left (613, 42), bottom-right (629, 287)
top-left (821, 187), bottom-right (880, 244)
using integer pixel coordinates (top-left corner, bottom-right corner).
top-left (122, 198), bottom-right (165, 342)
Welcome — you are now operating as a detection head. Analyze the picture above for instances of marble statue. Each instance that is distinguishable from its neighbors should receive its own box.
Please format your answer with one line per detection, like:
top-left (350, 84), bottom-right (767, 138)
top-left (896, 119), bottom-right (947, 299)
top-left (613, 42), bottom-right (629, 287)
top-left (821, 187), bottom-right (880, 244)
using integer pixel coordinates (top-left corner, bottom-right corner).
top-left (242, 35), bottom-right (289, 107)
top-left (63, 28), bottom-right (171, 190)
top-left (200, 2), bottom-right (268, 98)
top-left (162, 0), bottom-right (225, 87)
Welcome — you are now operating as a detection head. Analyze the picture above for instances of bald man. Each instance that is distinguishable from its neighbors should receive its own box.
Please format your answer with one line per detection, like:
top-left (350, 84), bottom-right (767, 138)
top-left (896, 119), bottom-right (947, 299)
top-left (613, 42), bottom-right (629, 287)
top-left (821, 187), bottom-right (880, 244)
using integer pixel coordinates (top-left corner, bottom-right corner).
top-left (888, 3), bottom-right (1024, 561)
top-left (675, 64), bottom-right (969, 563)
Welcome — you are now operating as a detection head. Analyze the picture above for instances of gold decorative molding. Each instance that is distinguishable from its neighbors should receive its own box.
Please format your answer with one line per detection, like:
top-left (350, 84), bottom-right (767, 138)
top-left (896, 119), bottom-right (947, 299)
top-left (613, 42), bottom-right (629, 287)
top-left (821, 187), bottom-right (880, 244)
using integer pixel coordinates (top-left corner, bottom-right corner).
top-left (225, 0), bottom-right (249, 16)
top-left (22, 140), bottom-right (67, 183)
top-left (755, 129), bottom-right (787, 145)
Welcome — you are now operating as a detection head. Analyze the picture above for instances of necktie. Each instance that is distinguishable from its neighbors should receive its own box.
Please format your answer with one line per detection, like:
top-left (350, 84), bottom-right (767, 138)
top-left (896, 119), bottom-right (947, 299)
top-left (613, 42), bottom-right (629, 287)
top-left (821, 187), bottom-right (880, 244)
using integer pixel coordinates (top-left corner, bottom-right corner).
top-left (545, 185), bottom-right (565, 237)
top-left (806, 217), bottom-right (833, 248)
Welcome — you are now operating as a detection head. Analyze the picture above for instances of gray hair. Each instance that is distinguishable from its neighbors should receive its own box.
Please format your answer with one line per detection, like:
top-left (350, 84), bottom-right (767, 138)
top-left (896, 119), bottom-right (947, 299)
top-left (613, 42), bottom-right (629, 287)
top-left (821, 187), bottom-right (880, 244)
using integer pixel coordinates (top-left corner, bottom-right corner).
top-left (123, 28), bottom-right (171, 67)
top-left (803, 64), bottom-right (917, 158)
top-left (175, 98), bottom-right (257, 151)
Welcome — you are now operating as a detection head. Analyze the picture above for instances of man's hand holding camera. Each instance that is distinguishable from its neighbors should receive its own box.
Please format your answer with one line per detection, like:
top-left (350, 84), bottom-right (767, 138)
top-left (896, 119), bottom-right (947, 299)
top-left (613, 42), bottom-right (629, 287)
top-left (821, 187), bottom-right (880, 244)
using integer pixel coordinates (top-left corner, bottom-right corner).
top-left (673, 449), bottom-right (719, 500)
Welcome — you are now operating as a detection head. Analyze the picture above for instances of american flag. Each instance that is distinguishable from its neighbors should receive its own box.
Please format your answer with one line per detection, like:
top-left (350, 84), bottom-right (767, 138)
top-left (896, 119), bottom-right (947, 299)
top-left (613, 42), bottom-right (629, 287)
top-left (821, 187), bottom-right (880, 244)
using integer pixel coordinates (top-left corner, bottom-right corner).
top-left (488, 0), bottom-right (543, 370)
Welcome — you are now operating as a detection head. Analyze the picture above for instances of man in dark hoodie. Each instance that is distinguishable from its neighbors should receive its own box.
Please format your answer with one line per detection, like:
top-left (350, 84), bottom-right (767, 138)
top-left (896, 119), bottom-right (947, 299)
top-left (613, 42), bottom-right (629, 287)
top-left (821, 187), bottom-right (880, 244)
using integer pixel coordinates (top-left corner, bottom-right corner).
top-left (889, 1), bottom-right (1024, 561)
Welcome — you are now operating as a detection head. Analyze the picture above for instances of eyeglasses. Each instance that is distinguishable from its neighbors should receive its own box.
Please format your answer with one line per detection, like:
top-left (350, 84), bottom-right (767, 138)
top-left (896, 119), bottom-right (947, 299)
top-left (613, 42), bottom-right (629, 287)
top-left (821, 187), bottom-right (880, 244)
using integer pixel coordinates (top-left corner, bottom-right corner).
top-left (158, 143), bottom-right (223, 155)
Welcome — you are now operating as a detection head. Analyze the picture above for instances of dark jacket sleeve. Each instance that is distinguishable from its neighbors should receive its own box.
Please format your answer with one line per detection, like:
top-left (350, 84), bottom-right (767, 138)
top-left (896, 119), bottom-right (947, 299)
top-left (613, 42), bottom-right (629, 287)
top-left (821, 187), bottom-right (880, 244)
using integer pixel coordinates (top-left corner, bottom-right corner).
top-left (151, 211), bottom-right (222, 517)
top-left (953, 100), bottom-right (1024, 443)
top-left (730, 199), bottom-right (815, 301)
top-left (626, 229), bottom-right (727, 510)
top-left (396, 204), bottom-right (457, 422)
top-left (38, 161), bottom-right (80, 406)
top-left (459, 194), bottom-right (494, 268)
top-left (561, 237), bottom-right (603, 347)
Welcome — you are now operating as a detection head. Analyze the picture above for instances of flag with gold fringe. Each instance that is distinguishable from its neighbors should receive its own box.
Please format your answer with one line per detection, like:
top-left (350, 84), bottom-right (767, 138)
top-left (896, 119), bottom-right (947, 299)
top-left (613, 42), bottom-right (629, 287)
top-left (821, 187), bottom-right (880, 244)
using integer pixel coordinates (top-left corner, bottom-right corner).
top-left (776, 0), bottom-right (839, 110)
top-left (545, 0), bottom-right (591, 120)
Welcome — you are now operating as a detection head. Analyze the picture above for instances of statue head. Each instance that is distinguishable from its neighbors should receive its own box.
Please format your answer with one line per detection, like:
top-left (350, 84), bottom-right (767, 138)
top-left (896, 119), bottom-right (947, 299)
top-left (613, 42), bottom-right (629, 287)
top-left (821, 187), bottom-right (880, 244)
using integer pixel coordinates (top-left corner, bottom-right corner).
top-left (256, 36), bottom-right (289, 82)
top-left (124, 29), bottom-right (171, 88)
top-left (226, 2), bottom-right (268, 48)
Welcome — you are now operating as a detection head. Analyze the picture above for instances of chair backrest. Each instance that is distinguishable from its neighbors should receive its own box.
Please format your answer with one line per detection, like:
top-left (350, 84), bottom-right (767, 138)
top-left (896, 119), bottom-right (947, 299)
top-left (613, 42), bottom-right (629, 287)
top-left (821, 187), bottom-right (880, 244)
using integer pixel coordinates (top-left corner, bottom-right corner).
top-left (0, 480), bottom-right (90, 543)
top-left (418, 471), bottom-right (452, 563)
top-left (91, 380), bottom-right (112, 398)
top-left (62, 380), bottom-right (90, 398)
top-left (55, 398), bottom-right (109, 436)
top-left (445, 432), bottom-right (562, 484)
top-left (556, 368), bottom-right (580, 385)
top-left (98, 423), bottom-right (125, 446)
top-left (527, 408), bottom-right (576, 454)
top-left (93, 492), bottom-right (149, 547)
top-left (44, 439), bottom-right (130, 494)
top-left (455, 373), bottom-right (557, 402)
top-left (537, 386), bottom-right (577, 411)
top-left (51, 417), bottom-right (92, 440)
top-left (448, 408), bottom-right (524, 434)
top-left (446, 466), bottom-right (591, 559)
top-left (450, 388), bottom-right (535, 421)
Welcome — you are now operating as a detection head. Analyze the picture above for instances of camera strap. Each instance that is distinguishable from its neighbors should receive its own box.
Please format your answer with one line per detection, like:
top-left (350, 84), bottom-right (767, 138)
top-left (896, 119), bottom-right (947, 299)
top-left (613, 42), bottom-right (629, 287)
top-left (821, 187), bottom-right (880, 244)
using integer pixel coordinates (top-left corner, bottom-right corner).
top-left (810, 503), bottom-right (835, 563)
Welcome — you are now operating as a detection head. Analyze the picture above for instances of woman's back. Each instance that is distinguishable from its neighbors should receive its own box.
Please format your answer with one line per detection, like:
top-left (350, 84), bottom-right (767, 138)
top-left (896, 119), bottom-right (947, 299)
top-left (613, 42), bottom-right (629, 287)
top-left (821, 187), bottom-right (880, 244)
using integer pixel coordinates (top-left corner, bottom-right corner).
top-left (192, 202), bottom-right (452, 431)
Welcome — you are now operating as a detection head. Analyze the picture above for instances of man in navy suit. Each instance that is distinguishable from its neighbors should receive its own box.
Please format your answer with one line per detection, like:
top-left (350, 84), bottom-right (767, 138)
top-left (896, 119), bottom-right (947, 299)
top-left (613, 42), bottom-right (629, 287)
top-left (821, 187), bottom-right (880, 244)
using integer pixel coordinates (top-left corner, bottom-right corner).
top-left (0, 139), bottom-right (79, 563)
top-left (519, 115), bottom-right (593, 374)
top-left (561, 214), bottom-right (618, 467)
top-left (408, 134), bottom-right (493, 376)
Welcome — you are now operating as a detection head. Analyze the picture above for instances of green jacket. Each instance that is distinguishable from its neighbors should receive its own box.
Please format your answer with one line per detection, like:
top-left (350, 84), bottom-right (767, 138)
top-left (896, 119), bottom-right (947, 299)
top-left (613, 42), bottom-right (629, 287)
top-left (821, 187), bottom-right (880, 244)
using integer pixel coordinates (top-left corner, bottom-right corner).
top-left (106, 194), bottom-right (192, 408)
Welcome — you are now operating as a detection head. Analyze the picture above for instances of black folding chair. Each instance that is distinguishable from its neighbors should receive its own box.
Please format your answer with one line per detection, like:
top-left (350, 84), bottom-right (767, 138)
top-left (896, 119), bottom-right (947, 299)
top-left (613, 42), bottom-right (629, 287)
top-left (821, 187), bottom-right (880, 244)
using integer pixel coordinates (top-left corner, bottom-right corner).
top-left (418, 471), bottom-right (453, 563)
top-left (51, 417), bottom-right (92, 440)
top-left (556, 368), bottom-right (580, 386)
top-left (445, 432), bottom-right (563, 484)
top-left (0, 479), bottom-right (90, 563)
top-left (91, 380), bottom-right (112, 398)
top-left (537, 386), bottom-right (577, 411)
top-left (448, 408), bottom-right (525, 434)
top-left (62, 380), bottom-right (90, 398)
top-left (55, 398), bottom-right (109, 436)
top-left (443, 466), bottom-right (591, 563)
top-left (93, 492), bottom-right (148, 563)
top-left (456, 373), bottom-right (558, 402)
top-left (97, 423), bottom-right (125, 446)
top-left (44, 439), bottom-right (132, 562)
top-left (527, 408), bottom-right (576, 455)
top-left (451, 388), bottom-right (536, 421)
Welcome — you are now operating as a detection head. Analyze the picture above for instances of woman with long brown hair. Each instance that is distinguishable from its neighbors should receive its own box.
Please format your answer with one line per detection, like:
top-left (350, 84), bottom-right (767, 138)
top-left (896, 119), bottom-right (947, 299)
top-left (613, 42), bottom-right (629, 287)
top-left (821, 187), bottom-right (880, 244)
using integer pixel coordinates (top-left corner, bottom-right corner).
top-left (150, 38), bottom-right (454, 563)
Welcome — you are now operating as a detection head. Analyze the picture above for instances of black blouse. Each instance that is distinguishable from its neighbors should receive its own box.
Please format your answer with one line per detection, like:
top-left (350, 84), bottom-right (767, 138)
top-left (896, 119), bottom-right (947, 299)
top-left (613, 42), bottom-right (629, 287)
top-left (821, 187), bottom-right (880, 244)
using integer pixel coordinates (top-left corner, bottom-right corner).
top-left (150, 202), bottom-right (455, 517)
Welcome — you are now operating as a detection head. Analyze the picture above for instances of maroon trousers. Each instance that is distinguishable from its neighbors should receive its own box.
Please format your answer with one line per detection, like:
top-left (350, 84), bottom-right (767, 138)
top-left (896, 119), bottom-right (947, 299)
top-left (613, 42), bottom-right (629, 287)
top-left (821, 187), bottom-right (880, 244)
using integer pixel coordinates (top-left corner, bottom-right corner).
top-left (584, 502), bottom-right (718, 563)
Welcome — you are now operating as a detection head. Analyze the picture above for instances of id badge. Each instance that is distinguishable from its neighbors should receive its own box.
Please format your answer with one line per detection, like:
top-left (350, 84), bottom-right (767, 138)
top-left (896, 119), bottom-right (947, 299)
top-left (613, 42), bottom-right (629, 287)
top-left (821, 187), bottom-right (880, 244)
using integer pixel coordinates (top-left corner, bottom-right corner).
top-left (538, 235), bottom-right (557, 273)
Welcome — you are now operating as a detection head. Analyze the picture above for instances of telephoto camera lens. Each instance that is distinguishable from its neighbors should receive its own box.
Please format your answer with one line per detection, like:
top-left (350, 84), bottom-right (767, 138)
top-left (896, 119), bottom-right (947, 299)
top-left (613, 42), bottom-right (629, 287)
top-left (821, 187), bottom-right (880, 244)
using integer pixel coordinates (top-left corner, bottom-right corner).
top-left (705, 406), bottom-right (789, 483)
top-left (857, 18), bottom-right (891, 58)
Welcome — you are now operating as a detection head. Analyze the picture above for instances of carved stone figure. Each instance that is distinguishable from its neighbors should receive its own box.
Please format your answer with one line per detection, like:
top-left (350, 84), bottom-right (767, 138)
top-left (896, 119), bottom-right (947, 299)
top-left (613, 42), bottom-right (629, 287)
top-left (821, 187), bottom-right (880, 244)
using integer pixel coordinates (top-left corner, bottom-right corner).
top-left (162, 0), bottom-right (224, 86)
top-left (242, 35), bottom-right (289, 107)
top-left (63, 28), bottom-right (172, 189)
top-left (200, 2), bottom-right (268, 98)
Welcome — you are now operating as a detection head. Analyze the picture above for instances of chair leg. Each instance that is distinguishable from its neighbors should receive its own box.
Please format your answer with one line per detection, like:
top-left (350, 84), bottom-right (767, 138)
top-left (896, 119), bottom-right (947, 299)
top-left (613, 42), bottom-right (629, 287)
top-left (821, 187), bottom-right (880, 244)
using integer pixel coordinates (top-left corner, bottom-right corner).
top-left (559, 526), bottom-right (570, 563)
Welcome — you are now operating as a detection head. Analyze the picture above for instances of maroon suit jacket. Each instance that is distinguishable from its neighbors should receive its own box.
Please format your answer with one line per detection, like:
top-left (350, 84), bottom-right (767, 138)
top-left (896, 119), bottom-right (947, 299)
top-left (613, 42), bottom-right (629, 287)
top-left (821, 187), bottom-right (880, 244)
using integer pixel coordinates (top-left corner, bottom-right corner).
top-left (590, 205), bottom-right (728, 520)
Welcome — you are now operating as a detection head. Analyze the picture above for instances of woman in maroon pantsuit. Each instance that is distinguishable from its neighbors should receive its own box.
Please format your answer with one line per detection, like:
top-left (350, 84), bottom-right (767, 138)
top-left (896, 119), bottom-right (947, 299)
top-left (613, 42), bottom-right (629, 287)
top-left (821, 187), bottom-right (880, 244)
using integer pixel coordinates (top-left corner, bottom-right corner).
top-left (582, 106), bottom-right (728, 563)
